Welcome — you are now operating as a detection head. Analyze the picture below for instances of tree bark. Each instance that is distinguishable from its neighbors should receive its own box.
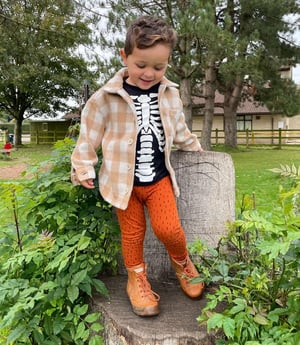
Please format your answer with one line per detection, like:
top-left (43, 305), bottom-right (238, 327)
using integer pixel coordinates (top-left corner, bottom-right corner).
top-left (201, 62), bottom-right (216, 151)
top-left (14, 115), bottom-right (24, 146)
top-left (224, 77), bottom-right (243, 148)
top-left (179, 77), bottom-right (193, 131)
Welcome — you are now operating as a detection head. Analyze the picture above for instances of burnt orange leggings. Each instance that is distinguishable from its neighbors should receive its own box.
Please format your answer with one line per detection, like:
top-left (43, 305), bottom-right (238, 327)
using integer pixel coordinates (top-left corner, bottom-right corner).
top-left (115, 176), bottom-right (188, 268)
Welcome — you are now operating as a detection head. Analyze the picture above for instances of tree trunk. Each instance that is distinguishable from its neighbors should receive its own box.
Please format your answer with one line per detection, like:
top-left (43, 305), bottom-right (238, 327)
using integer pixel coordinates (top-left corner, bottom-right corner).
top-left (14, 116), bottom-right (24, 146)
top-left (223, 99), bottom-right (237, 148)
top-left (179, 77), bottom-right (193, 131)
top-left (224, 77), bottom-right (243, 148)
top-left (201, 63), bottom-right (216, 151)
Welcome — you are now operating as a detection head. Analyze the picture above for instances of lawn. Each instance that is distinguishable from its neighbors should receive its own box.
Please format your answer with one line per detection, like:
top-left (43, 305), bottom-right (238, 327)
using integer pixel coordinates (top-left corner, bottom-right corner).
top-left (1, 143), bottom-right (300, 212)
top-left (0, 143), bottom-right (53, 167)
top-left (224, 145), bottom-right (300, 212)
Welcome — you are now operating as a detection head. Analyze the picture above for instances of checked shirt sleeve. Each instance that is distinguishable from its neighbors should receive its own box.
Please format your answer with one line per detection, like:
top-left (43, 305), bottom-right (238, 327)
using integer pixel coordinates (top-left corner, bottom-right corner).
top-left (71, 96), bottom-right (105, 184)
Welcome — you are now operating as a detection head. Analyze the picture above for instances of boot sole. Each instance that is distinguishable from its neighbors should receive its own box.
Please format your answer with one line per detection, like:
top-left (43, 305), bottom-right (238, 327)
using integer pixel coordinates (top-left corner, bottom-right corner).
top-left (132, 305), bottom-right (160, 317)
top-left (180, 282), bottom-right (205, 299)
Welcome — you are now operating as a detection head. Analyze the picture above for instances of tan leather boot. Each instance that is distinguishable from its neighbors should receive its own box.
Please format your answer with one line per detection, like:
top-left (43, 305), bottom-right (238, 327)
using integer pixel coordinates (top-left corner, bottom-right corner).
top-left (170, 255), bottom-right (204, 298)
top-left (126, 263), bottom-right (160, 316)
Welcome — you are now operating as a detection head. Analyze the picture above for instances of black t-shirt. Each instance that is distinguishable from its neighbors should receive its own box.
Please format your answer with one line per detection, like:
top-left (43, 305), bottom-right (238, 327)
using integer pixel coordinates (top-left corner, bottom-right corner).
top-left (123, 80), bottom-right (169, 186)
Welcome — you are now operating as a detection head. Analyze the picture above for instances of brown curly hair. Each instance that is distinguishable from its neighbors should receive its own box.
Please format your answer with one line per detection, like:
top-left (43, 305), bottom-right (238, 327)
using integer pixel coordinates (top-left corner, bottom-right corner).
top-left (124, 16), bottom-right (177, 56)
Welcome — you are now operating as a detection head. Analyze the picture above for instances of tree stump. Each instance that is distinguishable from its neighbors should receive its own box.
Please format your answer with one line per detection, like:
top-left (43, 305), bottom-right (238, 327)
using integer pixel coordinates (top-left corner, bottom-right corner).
top-left (92, 275), bottom-right (217, 345)
top-left (94, 150), bottom-right (235, 344)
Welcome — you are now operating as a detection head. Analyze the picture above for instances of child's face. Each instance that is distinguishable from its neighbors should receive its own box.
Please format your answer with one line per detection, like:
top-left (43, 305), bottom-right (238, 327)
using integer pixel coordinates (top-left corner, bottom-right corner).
top-left (120, 43), bottom-right (170, 90)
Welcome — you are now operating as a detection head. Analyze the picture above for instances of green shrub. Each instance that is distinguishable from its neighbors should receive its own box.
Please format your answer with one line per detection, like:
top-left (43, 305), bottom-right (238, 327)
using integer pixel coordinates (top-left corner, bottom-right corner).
top-left (192, 166), bottom-right (300, 345)
top-left (0, 138), bottom-right (120, 344)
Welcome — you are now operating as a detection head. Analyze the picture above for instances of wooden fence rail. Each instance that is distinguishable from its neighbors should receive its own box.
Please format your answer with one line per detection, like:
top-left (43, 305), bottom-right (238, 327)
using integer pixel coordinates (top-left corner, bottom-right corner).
top-left (193, 128), bottom-right (300, 148)
top-left (30, 131), bottom-right (66, 144)
top-left (1, 129), bottom-right (300, 147)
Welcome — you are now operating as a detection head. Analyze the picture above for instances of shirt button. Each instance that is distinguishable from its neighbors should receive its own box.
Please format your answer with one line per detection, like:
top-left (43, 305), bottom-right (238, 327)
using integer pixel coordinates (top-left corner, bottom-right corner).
top-left (127, 164), bottom-right (131, 171)
top-left (128, 138), bottom-right (133, 145)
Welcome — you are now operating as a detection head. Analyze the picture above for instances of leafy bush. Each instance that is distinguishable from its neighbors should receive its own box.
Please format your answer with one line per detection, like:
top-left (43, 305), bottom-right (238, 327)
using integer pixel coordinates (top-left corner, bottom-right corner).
top-left (192, 166), bottom-right (300, 345)
top-left (0, 138), bottom-right (120, 344)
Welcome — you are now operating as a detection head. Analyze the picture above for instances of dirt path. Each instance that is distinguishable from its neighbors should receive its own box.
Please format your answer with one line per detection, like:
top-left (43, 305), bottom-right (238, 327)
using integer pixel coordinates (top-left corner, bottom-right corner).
top-left (0, 164), bottom-right (28, 179)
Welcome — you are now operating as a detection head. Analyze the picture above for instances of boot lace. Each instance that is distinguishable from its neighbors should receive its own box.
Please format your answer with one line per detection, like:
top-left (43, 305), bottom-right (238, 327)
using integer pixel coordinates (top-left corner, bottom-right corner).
top-left (181, 259), bottom-right (199, 280)
top-left (183, 265), bottom-right (195, 278)
top-left (136, 272), bottom-right (160, 301)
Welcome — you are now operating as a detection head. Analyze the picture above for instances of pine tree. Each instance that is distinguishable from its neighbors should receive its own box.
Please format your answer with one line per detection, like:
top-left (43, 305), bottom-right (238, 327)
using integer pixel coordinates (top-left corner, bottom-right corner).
top-left (83, 0), bottom-right (300, 149)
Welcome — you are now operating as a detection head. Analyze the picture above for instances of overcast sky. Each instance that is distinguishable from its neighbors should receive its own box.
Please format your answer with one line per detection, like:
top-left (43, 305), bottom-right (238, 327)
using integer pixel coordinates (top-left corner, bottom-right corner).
top-left (293, 65), bottom-right (300, 83)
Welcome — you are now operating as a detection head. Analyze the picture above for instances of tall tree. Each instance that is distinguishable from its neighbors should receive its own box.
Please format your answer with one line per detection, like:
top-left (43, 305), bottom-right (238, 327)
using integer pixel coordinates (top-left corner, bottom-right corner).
top-left (195, 0), bottom-right (300, 149)
top-left (92, 0), bottom-right (300, 149)
top-left (216, 0), bottom-right (300, 147)
top-left (192, 0), bottom-right (228, 150)
top-left (0, 0), bottom-right (100, 145)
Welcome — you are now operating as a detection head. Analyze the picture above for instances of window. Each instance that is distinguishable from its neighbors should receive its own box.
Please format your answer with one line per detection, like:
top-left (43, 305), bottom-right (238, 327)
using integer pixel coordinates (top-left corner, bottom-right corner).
top-left (237, 115), bottom-right (252, 131)
top-left (42, 122), bottom-right (48, 131)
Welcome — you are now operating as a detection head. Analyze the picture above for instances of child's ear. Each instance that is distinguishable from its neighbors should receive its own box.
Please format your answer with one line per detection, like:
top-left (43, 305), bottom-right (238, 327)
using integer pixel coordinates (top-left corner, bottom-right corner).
top-left (120, 48), bottom-right (127, 65)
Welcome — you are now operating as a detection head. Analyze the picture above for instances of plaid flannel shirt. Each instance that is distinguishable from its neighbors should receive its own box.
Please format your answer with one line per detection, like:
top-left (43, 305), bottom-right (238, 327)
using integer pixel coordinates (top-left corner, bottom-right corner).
top-left (71, 68), bottom-right (201, 210)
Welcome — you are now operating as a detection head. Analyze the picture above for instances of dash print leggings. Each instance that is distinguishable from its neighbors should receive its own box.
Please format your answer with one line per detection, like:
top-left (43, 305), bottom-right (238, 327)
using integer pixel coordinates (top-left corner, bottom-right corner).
top-left (115, 175), bottom-right (188, 268)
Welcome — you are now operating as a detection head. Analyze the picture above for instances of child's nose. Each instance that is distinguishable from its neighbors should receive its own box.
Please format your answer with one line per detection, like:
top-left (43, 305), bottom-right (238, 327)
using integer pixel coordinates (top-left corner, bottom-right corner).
top-left (143, 68), bottom-right (155, 79)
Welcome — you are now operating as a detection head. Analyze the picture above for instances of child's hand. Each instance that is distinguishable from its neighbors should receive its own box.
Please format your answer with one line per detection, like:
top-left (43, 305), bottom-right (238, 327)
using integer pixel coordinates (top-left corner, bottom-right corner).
top-left (80, 179), bottom-right (95, 189)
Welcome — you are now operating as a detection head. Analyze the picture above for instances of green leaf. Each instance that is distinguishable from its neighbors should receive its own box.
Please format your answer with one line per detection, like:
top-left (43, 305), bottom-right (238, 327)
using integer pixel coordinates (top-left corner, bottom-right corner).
top-left (89, 335), bottom-right (104, 345)
top-left (79, 282), bottom-right (92, 297)
top-left (74, 304), bottom-right (89, 316)
top-left (222, 316), bottom-right (235, 339)
top-left (207, 313), bottom-right (225, 330)
top-left (33, 329), bottom-right (44, 343)
top-left (67, 285), bottom-right (79, 303)
top-left (92, 279), bottom-right (109, 297)
top-left (72, 269), bottom-right (88, 286)
top-left (44, 315), bottom-right (53, 336)
top-left (6, 324), bottom-right (27, 344)
top-left (84, 312), bottom-right (100, 323)
top-left (40, 281), bottom-right (58, 291)
top-left (75, 321), bottom-right (86, 340)
top-left (45, 246), bottom-right (74, 272)
top-left (207, 313), bottom-right (235, 339)
top-left (253, 313), bottom-right (269, 325)
top-left (53, 317), bottom-right (66, 335)
top-left (77, 236), bottom-right (91, 250)
top-left (90, 323), bottom-right (104, 332)
top-left (229, 298), bottom-right (246, 315)
top-left (257, 240), bottom-right (290, 259)
top-left (59, 257), bottom-right (71, 272)
top-left (218, 260), bottom-right (229, 277)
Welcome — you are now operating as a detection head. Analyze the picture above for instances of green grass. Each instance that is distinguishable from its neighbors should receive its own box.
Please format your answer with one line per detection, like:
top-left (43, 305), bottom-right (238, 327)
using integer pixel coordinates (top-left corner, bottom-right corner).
top-left (1, 143), bottom-right (300, 212)
top-left (214, 145), bottom-right (300, 211)
top-left (0, 143), bottom-right (53, 167)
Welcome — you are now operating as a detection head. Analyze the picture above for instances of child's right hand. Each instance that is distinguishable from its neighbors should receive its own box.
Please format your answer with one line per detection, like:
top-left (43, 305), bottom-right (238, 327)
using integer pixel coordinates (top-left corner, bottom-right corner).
top-left (80, 179), bottom-right (95, 189)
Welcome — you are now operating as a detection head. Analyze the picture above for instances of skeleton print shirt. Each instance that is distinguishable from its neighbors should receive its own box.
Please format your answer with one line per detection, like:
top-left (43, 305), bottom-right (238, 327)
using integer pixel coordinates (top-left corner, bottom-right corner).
top-left (123, 80), bottom-right (169, 186)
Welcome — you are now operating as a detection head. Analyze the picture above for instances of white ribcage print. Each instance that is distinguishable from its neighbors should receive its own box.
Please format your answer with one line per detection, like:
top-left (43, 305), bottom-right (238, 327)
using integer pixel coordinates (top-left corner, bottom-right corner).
top-left (131, 93), bottom-right (165, 182)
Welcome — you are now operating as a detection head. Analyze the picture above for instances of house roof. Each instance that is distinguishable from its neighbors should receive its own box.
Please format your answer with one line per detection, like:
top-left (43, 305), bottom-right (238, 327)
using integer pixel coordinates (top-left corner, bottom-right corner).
top-left (193, 90), bottom-right (271, 115)
top-left (29, 118), bottom-right (66, 122)
top-left (62, 112), bottom-right (80, 120)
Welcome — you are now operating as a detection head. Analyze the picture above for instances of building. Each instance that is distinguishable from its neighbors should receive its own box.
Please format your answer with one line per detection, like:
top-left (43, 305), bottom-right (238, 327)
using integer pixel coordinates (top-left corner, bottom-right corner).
top-left (192, 71), bottom-right (300, 145)
top-left (29, 118), bottom-right (71, 144)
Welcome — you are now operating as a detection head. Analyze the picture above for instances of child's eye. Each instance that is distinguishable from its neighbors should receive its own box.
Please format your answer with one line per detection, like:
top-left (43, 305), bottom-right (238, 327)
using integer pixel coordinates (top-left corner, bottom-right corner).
top-left (136, 64), bottom-right (165, 71)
